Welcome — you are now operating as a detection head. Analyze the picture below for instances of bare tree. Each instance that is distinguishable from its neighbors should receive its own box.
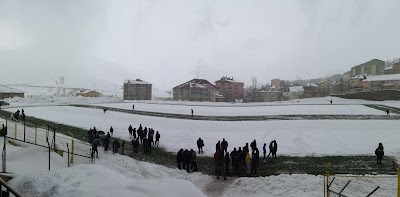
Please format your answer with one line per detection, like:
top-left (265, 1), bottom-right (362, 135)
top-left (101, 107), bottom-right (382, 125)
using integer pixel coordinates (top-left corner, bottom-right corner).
top-left (251, 77), bottom-right (258, 90)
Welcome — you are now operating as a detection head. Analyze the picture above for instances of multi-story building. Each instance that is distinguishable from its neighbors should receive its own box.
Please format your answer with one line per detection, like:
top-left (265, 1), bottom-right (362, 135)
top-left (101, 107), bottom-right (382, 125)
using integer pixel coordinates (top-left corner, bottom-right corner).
top-left (123, 79), bottom-right (152, 100)
top-left (215, 76), bottom-right (244, 102)
top-left (350, 59), bottom-right (385, 76)
top-left (271, 79), bottom-right (285, 91)
top-left (354, 74), bottom-right (400, 91)
top-left (173, 79), bottom-right (217, 102)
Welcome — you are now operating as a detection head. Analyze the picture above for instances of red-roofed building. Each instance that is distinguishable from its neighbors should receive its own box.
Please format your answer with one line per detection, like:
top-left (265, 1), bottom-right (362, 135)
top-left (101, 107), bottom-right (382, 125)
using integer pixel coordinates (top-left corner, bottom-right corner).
top-left (173, 79), bottom-right (217, 101)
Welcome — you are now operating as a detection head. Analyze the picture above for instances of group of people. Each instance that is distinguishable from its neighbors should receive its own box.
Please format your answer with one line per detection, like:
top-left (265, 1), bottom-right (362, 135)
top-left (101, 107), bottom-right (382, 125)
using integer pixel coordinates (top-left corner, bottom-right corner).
top-left (126, 124), bottom-right (161, 154)
top-left (177, 138), bottom-right (279, 179)
top-left (12, 109), bottom-right (25, 121)
top-left (88, 127), bottom-right (123, 159)
top-left (176, 149), bottom-right (198, 173)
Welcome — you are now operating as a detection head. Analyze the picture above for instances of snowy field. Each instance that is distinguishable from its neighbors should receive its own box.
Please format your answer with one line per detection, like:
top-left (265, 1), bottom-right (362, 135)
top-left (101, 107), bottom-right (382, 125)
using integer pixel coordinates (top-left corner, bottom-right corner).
top-left (6, 106), bottom-right (400, 158)
top-left (93, 102), bottom-right (385, 116)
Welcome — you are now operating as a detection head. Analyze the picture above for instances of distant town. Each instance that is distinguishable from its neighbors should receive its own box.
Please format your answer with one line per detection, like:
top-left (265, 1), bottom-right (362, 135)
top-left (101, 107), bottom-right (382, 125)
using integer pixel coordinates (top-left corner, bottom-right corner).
top-left (1, 58), bottom-right (400, 102)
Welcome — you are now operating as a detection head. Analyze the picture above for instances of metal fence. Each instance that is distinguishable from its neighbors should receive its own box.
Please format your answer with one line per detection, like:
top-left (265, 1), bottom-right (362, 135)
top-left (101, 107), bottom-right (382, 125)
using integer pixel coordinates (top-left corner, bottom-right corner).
top-left (0, 116), bottom-right (92, 174)
top-left (325, 163), bottom-right (399, 197)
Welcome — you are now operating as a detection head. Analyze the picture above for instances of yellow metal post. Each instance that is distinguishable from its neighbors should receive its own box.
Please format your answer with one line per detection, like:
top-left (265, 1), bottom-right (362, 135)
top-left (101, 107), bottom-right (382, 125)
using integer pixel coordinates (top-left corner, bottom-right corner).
top-left (14, 122), bottom-right (17, 139)
top-left (326, 162), bottom-right (331, 197)
top-left (68, 132), bottom-right (74, 164)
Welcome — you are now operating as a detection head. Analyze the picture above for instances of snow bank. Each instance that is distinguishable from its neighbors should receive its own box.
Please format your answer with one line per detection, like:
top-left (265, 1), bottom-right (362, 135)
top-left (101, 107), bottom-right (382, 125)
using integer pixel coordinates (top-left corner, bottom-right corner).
top-left (222, 175), bottom-right (323, 197)
top-left (8, 164), bottom-right (206, 197)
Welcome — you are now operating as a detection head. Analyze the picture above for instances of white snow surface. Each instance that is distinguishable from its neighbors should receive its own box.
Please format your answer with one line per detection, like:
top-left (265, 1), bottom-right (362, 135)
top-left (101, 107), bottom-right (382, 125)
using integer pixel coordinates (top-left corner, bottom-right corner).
top-left (7, 106), bottom-right (400, 157)
top-left (8, 164), bottom-right (206, 197)
top-left (93, 102), bottom-right (384, 116)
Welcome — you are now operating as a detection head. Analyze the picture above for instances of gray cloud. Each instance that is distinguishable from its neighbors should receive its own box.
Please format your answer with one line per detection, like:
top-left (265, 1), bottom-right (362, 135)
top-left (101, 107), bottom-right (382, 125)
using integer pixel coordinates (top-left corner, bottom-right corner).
top-left (1, 0), bottom-right (399, 91)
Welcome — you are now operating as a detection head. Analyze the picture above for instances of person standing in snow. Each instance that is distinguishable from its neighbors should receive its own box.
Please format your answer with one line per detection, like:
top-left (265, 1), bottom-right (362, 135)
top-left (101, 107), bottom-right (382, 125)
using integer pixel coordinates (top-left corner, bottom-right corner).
top-left (217, 150), bottom-right (227, 180)
top-left (191, 109), bottom-right (193, 117)
top-left (245, 150), bottom-right (251, 174)
top-left (177, 149), bottom-right (183, 170)
top-left (216, 141), bottom-right (221, 152)
top-left (225, 151), bottom-right (230, 175)
top-left (214, 150), bottom-right (219, 174)
top-left (21, 109), bottom-right (25, 121)
top-left (104, 133), bottom-right (110, 152)
top-left (271, 140), bottom-right (278, 159)
top-left (132, 128), bottom-right (137, 139)
top-left (237, 147), bottom-right (244, 173)
top-left (128, 125), bottom-right (133, 138)
top-left (375, 143), bottom-right (384, 166)
top-left (110, 126), bottom-right (114, 136)
top-left (182, 149), bottom-right (191, 172)
top-left (112, 140), bottom-right (120, 154)
top-left (197, 138), bottom-right (204, 154)
top-left (251, 147), bottom-right (259, 176)
top-left (132, 104), bottom-right (135, 110)
top-left (191, 149), bottom-right (198, 172)
top-left (221, 138), bottom-right (228, 154)
top-left (91, 138), bottom-right (100, 159)
top-left (143, 137), bottom-right (148, 154)
top-left (250, 140), bottom-right (257, 152)
top-left (386, 110), bottom-right (390, 116)
top-left (121, 141), bottom-right (125, 155)
top-left (155, 131), bottom-right (160, 147)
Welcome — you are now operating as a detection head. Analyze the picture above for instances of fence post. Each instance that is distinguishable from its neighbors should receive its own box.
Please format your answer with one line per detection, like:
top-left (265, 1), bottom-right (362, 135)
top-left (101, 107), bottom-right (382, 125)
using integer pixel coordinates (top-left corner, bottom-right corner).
top-left (53, 126), bottom-right (56, 151)
top-left (68, 132), bottom-right (74, 164)
top-left (46, 124), bottom-right (49, 143)
top-left (23, 119), bottom-right (25, 142)
top-left (34, 123), bottom-right (37, 145)
top-left (47, 141), bottom-right (50, 171)
top-left (2, 124), bottom-right (6, 173)
top-left (14, 122), bottom-right (17, 139)
top-left (66, 143), bottom-right (70, 168)
top-left (326, 162), bottom-right (331, 197)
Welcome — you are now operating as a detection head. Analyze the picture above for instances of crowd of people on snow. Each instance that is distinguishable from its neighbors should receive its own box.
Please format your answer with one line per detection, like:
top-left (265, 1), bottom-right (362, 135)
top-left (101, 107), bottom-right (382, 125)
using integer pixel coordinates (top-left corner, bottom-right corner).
top-left (87, 124), bottom-right (161, 160)
top-left (177, 138), bottom-right (278, 179)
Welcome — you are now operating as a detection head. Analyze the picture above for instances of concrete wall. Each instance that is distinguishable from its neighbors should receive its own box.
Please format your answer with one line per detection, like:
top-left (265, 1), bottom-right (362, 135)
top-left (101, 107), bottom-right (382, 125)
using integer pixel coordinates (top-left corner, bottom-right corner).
top-left (333, 90), bottom-right (400, 100)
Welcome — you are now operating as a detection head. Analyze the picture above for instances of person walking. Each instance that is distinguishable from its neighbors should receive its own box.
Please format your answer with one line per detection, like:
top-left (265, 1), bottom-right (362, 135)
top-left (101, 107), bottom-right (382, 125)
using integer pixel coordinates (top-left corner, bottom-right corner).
top-left (197, 138), bottom-right (204, 154)
top-left (375, 143), bottom-right (384, 166)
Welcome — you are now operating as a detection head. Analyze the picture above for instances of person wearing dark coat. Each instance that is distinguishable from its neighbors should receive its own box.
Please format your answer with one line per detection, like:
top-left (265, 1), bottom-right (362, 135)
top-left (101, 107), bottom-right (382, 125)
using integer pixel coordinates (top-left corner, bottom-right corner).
top-left (197, 138), bottom-right (204, 154)
top-left (225, 151), bottom-right (230, 175)
top-left (110, 126), bottom-right (114, 136)
top-left (128, 125), bottom-right (133, 138)
top-left (271, 140), bottom-right (278, 159)
top-left (216, 141), bottom-right (221, 152)
top-left (191, 109), bottom-right (193, 117)
top-left (232, 148), bottom-right (239, 174)
top-left (121, 141), bottom-right (125, 155)
top-left (250, 140), bottom-right (257, 151)
top-left (251, 148), bottom-right (260, 176)
top-left (132, 128), bottom-right (137, 139)
top-left (133, 104), bottom-right (135, 110)
top-left (112, 140), bottom-right (120, 154)
top-left (91, 139), bottom-right (100, 159)
top-left (217, 150), bottom-right (226, 180)
top-left (143, 137), bottom-right (148, 154)
top-left (177, 149), bottom-right (183, 170)
top-left (131, 138), bottom-right (139, 154)
top-left (375, 143), bottom-right (384, 166)
top-left (190, 149), bottom-right (198, 172)
top-left (155, 131), bottom-right (160, 147)
top-left (183, 149), bottom-right (191, 173)
top-left (104, 134), bottom-right (110, 152)
top-left (221, 139), bottom-right (228, 154)
top-left (263, 143), bottom-right (267, 160)
top-left (244, 143), bottom-right (249, 153)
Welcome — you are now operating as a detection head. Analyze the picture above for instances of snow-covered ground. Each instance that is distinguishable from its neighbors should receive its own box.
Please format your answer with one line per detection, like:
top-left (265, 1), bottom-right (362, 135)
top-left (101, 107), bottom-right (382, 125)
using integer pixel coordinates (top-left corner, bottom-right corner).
top-left (93, 102), bottom-right (385, 116)
top-left (6, 106), bottom-right (400, 157)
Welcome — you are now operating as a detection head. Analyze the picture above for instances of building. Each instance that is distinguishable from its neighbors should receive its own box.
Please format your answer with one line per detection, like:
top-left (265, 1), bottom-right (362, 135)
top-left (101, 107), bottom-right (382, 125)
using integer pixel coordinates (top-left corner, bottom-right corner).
top-left (350, 59), bottom-right (385, 76)
top-left (124, 79), bottom-right (152, 100)
top-left (283, 86), bottom-right (304, 100)
top-left (215, 76), bottom-right (244, 102)
top-left (0, 85), bottom-right (24, 99)
top-left (254, 91), bottom-right (281, 102)
top-left (271, 79), bottom-right (286, 91)
top-left (393, 62), bottom-right (400, 74)
top-left (354, 74), bottom-right (400, 92)
top-left (76, 90), bottom-right (101, 97)
top-left (385, 66), bottom-right (394, 75)
top-left (173, 79), bottom-right (217, 102)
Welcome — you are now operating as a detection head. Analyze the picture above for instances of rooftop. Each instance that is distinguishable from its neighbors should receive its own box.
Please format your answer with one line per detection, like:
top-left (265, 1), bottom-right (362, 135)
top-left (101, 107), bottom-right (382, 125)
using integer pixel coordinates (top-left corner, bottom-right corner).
top-left (0, 85), bottom-right (24, 94)
top-left (174, 79), bottom-right (217, 89)
top-left (124, 79), bottom-right (151, 85)
top-left (362, 74), bottom-right (400, 82)
top-left (215, 76), bottom-right (244, 84)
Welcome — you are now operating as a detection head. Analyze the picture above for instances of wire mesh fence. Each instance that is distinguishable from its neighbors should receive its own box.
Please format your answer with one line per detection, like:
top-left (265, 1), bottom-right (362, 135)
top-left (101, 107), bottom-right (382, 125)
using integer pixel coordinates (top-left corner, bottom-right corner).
top-left (327, 175), bottom-right (397, 197)
top-left (0, 116), bottom-right (92, 174)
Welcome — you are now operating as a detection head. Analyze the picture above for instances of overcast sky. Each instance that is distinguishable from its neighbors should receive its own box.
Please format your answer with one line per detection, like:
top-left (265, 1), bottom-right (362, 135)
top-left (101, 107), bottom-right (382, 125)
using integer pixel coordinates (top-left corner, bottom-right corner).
top-left (1, 0), bottom-right (399, 92)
